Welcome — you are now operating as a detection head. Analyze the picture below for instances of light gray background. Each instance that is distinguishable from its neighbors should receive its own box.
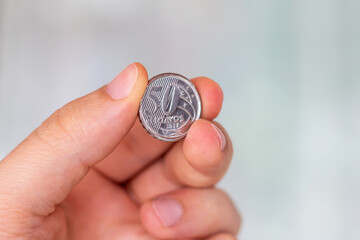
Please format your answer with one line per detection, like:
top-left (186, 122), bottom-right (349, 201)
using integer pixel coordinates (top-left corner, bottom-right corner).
top-left (1, 1), bottom-right (360, 239)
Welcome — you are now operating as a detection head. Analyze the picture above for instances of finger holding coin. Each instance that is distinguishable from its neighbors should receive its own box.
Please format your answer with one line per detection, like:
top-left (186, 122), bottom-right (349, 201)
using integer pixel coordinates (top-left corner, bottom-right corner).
top-left (126, 120), bottom-right (233, 203)
top-left (125, 74), bottom-right (231, 203)
top-left (95, 75), bottom-right (223, 182)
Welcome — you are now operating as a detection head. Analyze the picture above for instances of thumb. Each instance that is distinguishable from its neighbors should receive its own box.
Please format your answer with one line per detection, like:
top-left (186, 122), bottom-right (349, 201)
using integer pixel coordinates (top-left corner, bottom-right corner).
top-left (0, 63), bottom-right (147, 216)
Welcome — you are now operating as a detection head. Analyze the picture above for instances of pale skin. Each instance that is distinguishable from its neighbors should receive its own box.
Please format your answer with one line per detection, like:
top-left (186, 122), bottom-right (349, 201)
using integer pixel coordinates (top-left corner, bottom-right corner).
top-left (0, 63), bottom-right (241, 240)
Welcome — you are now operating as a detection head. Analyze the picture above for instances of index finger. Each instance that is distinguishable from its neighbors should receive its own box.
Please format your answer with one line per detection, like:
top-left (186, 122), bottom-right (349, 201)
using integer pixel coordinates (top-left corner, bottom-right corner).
top-left (95, 76), bottom-right (224, 182)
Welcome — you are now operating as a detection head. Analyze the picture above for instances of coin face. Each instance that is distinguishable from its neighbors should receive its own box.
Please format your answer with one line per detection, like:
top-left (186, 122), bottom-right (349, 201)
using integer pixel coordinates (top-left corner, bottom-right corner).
top-left (139, 73), bottom-right (201, 142)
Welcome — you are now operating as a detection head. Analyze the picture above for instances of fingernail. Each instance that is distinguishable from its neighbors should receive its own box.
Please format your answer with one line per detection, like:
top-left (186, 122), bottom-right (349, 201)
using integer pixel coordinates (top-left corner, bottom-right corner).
top-left (211, 123), bottom-right (226, 151)
top-left (152, 197), bottom-right (183, 227)
top-left (106, 63), bottom-right (138, 100)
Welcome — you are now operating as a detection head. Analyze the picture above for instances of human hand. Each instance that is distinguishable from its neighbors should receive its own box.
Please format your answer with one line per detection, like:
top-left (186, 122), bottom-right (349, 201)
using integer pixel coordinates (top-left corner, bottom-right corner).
top-left (0, 63), bottom-right (240, 240)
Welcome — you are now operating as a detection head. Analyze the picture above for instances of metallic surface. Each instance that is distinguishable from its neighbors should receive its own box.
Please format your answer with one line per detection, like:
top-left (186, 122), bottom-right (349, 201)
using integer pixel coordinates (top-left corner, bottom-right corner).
top-left (139, 73), bottom-right (201, 142)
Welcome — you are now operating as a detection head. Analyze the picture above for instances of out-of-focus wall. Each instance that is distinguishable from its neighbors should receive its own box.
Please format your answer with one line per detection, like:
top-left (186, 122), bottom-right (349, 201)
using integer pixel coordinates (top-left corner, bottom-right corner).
top-left (1, 0), bottom-right (359, 239)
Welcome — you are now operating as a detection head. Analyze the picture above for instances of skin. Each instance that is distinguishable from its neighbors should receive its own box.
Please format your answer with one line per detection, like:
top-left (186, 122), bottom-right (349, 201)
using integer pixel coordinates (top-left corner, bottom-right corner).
top-left (0, 63), bottom-right (241, 240)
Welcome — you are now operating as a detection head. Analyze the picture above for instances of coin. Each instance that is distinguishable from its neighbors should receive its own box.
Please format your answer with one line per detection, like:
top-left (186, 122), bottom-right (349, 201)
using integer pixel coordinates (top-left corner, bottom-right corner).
top-left (139, 73), bottom-right (201, 142)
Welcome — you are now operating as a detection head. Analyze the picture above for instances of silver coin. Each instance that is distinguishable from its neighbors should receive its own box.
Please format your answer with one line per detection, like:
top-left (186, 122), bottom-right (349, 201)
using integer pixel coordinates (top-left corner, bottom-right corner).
top-left (139, 73), bottom-right (201, 142)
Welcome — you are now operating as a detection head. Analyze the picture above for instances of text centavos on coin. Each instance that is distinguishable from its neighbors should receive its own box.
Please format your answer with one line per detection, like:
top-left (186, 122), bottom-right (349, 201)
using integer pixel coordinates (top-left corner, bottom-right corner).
top-left (139, 73), bottom-right (201, 142)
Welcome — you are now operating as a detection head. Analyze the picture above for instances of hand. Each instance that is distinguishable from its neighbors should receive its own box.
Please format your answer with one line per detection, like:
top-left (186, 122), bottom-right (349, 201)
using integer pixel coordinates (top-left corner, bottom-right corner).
top-left (0, 63), bottom-right (240, 240)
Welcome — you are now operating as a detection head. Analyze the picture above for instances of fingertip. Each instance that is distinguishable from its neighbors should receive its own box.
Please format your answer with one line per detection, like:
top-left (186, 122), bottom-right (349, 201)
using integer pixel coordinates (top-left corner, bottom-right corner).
top-left (191, 77), bottom-right (223, 120)
top-left (133, 62), bottom-right (148, 80)
top-left (142, 188), bottom-right (241, 239)
top-left (184, 119), bottom-right (227, 176)
top-left (129, 62), bottom-right (148, 102)
top-left (140, 200), bottom-right (176, 239)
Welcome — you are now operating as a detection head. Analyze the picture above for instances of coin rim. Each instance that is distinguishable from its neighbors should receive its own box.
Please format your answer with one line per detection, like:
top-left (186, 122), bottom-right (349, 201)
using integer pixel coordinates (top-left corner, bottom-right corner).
top-left (139, 73), bottom-right (202, 142)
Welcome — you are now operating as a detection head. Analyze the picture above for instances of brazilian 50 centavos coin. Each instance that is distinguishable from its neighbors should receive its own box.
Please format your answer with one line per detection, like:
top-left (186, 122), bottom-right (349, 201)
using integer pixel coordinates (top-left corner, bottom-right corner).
top-left (139, 73), bottom-right (201, 142)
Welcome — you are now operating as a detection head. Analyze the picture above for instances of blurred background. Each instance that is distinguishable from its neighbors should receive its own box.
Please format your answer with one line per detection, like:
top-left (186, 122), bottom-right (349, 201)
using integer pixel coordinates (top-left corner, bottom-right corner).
top-left (1, 0), bottom-right (360, 239)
